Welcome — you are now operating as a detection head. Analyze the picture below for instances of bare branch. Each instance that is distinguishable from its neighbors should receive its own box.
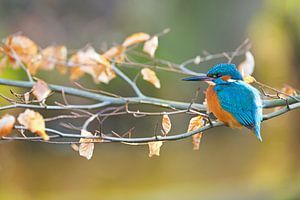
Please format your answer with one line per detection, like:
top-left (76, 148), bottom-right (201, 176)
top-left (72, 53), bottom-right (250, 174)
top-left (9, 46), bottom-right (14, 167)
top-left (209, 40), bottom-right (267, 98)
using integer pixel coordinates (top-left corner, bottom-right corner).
top-left (2, 102), bottom-right (299, 143)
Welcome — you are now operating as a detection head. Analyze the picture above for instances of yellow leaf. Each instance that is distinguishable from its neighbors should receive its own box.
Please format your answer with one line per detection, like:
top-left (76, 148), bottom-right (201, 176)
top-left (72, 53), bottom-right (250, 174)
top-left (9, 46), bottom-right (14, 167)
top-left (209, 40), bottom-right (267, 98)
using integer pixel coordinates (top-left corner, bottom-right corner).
top-left (68, 45), bottom-right (115, 84)
top-left (141, 68), bottom-right (161, 88)
top-left (17, 109), bottom-right (49, 141)
top-left (187, 116), bottom-right (205, 150)
top-left (3, 34), bottom-right (38, 69)
top-left (122, 32), bottom-right (151, 47)
top-left (162, 114), bottom-right (171, 136)
top-left (148, 141), bottom-right (163, 157)
top-left (0, 114), bottom-right (16, 137)
top-left (32, 79), bottom-right (51, 103)
top-left (143, 36), bottom-right (158, 58)
top-left (238, 51), bottom-right (255, 77)
top-left (243, 75), bottom-right (256, 84)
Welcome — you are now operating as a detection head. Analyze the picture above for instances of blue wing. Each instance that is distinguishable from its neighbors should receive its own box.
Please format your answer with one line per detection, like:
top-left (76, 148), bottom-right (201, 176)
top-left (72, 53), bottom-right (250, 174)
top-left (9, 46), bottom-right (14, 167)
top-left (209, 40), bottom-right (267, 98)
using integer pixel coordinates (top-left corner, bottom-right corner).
top-left (214, 81), bottom-right (263, 140)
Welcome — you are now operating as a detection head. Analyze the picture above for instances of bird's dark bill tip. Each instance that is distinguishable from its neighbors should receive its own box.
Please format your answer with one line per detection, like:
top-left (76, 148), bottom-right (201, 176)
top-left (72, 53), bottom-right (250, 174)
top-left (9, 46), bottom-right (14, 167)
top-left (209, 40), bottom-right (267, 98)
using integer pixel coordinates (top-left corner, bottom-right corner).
top-left (182, 75), bottom-right (214, 81)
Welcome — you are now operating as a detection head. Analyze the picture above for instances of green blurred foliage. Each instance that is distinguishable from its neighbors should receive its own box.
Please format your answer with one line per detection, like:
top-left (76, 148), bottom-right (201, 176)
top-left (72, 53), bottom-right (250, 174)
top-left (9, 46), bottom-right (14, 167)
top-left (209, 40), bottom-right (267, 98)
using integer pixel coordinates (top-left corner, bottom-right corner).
top-left (0, 0), bottom-right (299, 199)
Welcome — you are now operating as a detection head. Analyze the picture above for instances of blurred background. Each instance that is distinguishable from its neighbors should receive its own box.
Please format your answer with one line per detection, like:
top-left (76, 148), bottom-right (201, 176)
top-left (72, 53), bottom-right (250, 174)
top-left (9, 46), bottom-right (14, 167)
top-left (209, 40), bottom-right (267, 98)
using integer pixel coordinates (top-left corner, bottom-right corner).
top-left (0, 0), bottom-right (300, 199)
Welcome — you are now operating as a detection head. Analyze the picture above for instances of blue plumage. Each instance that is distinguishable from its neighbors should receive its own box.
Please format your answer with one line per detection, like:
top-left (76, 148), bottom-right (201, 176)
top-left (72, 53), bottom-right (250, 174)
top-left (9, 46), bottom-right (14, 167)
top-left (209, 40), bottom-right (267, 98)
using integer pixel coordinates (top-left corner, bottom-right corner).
top-left (214, 79), bottom-right (263, 141)
top-left (183, 63), bottom-right (263, 141)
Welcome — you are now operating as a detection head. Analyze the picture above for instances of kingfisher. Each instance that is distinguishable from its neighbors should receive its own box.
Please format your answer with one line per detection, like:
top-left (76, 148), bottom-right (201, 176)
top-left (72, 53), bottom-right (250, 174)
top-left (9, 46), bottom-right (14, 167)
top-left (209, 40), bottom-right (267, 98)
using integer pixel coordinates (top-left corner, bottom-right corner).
top-left (183, 63), bottom-right (263, 141)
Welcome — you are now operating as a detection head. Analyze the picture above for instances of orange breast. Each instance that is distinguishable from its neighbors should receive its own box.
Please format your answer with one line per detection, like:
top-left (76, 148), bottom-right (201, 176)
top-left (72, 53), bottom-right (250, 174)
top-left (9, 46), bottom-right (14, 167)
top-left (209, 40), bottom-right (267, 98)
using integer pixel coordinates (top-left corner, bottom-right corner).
top-left (206, 85), bottom-right (243, 128)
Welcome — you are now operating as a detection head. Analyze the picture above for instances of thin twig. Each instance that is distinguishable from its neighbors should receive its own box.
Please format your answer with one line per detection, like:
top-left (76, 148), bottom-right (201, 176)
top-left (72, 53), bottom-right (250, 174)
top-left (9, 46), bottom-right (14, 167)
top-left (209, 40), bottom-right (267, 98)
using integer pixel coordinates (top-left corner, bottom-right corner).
top-left (3, 102), bottom-right (299, 143)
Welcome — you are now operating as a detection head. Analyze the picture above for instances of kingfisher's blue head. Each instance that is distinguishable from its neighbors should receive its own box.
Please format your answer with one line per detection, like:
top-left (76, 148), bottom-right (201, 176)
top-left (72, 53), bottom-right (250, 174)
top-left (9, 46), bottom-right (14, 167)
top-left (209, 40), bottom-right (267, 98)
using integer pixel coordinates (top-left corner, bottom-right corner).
top-left (182, 63), bottom-right (243, 83)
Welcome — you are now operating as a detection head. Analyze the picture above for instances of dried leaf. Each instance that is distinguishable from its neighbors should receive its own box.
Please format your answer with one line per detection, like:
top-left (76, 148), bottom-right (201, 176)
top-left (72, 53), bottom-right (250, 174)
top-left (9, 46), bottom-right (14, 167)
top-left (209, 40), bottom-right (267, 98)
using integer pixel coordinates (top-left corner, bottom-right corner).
top-left (141, 68), bottom-right (161, 88)
top-left (68, 45), bottom-right (115, 84)
top-left (238, 51), bottom-right (255, 77)
top-left (29, 45), bottom-right (68, 74)
top-left (97, 66), bottom-right (116, 84)
top-left (192, 133), bottom-right (203, 150)
top-left (102, 45), bottom-right (125, 63)
top-left (194, 56), bottom-right (201, 64)
top-left (0, 114), bottom-right (16, 137)
top-left (3, 34), bottom-right (38, 68)
top-left (187, 116), bottom-right (204, 132)
top-left (70, 66), bottom-right (85, 80)
top-left (79, 129), bottom-right (94, 160)
top-left (122, 32), bottom-right (151, 47)
top-left (187, 116), bottom-right (205, 150)
top-left (32, 79), bottom-right (51, 103)
top-left (279, 85), bottom-right (297, 99)
top-left (162, 114), bottom-right (171, 136)
top-left (0, 57), bottom-right (8, 72)
top-left (148, 141), bottom-right (163, 157)
top-left (71, 144), bottom-right (79, 152)
top-left (24, 92), bottom-right (30, 104)
top-left (243, 75), bottom-right (256, 84)
top-left (17, 109), bottom-right (49, 140)
top-left (143, 36), bottom-right (158, 58)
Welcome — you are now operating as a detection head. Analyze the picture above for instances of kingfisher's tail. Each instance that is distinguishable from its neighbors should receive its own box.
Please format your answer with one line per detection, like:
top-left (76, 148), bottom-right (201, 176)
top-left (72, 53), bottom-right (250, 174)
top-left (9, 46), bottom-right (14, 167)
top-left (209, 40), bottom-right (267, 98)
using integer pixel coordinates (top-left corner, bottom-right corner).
top-left (254, 125), bottom-right (262, 142)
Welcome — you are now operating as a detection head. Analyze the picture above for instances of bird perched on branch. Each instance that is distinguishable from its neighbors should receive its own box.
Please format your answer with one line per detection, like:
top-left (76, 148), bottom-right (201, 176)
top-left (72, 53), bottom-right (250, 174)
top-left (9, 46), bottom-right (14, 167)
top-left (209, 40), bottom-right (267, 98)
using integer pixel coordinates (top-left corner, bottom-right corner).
top-left (183, 63), bottom-right (263, 141)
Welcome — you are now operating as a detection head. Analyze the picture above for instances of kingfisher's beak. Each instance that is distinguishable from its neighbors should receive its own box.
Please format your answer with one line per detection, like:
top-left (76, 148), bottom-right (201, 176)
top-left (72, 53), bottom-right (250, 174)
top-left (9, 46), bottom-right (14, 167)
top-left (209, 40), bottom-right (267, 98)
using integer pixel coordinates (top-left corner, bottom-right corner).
top-left (182, 75), bottom-right (214, 81)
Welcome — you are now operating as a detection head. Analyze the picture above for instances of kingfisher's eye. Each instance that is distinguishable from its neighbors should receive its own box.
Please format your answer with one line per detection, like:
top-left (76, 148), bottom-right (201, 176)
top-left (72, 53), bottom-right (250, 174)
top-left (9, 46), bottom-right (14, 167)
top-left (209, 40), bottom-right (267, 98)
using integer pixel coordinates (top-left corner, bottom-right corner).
top-left (208, 74), bottom-right (220, 78)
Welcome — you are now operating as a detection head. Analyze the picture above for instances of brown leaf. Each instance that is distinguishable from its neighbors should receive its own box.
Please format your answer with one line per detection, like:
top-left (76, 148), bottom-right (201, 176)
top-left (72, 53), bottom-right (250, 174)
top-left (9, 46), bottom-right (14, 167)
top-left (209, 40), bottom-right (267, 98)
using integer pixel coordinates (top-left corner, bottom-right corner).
top-left (0, 114), bottom-right (16, 137)
top-left (122, 32), bottom-right (151, 47)
top-left (79, 129), bottom-right (95, 160)
top-left (71, 144), bottom-right (79, 152)
top-left (17, 109), bottom-right (49, 141)
top-left (162, 114), bottom-right (171, 136)
top-left (279, 85), bottom-right (297, 99)
top-left (32, 79), bottom-right (51, 103)
top-left (141, 68), bottom-right (161, 88)
top-left (238, 51), bottom-right (255, 77)
top-left (143, 36), bottom-right (158, 58)
top-left (68, 45), bottom-right (116, 84)
top-left (148, 141), bottom-right (163, 157)
top-left (187, 116), bottom-right (205, 150)
top-left (0, 57), bottom-right (8, 72)
top-left (192, 133), bottom-right (203, 151)
top-left (29, 45), bottom-right (68, 74)
top-left (102, 46), bottom-right (125, 63)
top-left (3, 34), bottom-right (38, 69)
top-left (187, 116), bottom-right (204, 132)
top-left (70, 66), bottom-right (85, 80)
top-left (24, 91), bottom-right (30, 104)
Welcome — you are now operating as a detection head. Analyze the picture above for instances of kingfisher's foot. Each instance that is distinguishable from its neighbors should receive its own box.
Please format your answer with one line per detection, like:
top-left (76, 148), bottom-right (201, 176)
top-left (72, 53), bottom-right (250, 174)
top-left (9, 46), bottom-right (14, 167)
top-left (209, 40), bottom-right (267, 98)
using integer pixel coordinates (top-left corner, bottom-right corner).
top-left (285, 99), bottom-right (291, 110)
top-left (204, 115), bottom-right (214, 127)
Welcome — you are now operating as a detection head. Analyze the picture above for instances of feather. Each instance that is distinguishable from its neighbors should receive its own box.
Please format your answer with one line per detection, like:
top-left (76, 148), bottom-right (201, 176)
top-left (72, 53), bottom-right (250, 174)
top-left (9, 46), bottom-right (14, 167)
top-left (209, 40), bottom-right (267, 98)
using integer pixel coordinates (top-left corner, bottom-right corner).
top-left (214, 81), bottom-right (263, 140)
